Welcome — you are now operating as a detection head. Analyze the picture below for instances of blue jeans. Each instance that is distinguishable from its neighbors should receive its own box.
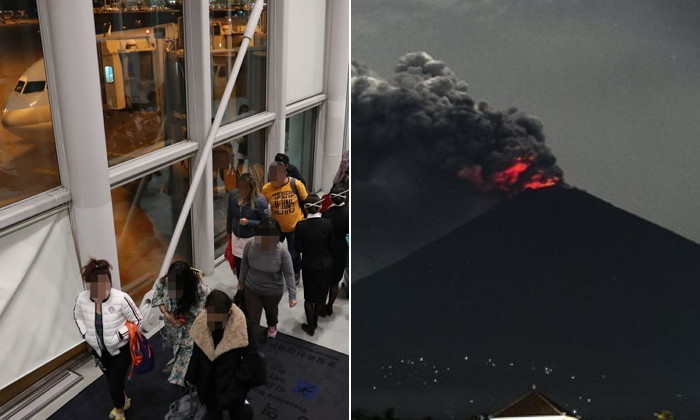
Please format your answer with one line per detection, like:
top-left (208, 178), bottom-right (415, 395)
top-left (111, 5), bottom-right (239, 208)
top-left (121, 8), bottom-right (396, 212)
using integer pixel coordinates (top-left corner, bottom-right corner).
top-left (279, 231), bottom-right (301, 274)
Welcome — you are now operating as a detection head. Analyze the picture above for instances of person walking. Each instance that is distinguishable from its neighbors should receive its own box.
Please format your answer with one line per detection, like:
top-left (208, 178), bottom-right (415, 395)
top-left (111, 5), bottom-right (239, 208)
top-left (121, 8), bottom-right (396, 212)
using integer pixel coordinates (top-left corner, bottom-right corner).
top-left (152, 261), bottom-right (209, 387)
top-left (226, 172), bottom-right (270, 275)
top-left (322, 184), bottom-right (349, 315)
top-left (237, 218), bottom-right (297, 338)
top-left (73, 258), bottom-right (142, 420)
top-left (295, 194), bottom-right (334, 336)
top-left (261, 161), bottom-right (308, 285)
top-left (185, 290), bottom-right (259, 420)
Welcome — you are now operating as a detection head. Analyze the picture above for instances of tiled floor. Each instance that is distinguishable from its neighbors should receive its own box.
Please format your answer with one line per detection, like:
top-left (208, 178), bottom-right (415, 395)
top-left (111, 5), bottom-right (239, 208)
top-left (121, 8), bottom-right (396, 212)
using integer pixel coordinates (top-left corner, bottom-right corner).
top-left (32, 260), bottom-right (349, 419)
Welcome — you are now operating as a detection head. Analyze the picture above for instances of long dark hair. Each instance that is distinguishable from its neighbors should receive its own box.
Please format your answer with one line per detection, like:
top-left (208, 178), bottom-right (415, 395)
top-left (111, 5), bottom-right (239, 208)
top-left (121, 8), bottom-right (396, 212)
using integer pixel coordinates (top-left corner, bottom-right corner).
top-left (165, 261), bottom-right (199, 316)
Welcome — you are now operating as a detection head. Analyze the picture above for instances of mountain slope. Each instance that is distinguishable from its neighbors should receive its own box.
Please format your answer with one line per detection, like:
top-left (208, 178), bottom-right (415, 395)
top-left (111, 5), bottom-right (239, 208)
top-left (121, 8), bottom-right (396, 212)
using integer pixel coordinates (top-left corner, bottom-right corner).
top-left (352, 186), bottom-right (700, 419)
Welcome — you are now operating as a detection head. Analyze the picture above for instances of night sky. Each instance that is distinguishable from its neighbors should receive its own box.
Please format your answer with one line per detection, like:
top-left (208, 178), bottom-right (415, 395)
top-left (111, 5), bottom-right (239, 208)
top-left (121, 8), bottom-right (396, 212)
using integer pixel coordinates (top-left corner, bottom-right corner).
top-left (352, 0), bottom-right (700, 279)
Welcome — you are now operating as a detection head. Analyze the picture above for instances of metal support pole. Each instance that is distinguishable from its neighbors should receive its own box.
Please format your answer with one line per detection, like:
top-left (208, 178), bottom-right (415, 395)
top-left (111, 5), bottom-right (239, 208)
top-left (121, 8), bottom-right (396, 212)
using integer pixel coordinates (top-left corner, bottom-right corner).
top-left (321, 0), bottom-right (349, 192)
top-left (44, 0), bottom-right (121, 286)
top-left (157, 0), bottom-right (266, 280)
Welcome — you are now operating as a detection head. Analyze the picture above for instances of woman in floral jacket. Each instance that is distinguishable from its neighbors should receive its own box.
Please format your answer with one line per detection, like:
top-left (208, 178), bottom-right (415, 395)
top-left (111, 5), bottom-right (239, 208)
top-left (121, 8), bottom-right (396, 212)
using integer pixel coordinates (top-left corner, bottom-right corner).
top-left (152, 261), bottom-right (209, 387)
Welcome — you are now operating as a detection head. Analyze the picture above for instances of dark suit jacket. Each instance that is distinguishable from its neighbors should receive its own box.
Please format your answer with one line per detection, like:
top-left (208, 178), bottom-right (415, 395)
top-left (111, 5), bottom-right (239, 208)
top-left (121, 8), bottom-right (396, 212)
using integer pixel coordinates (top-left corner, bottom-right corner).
top-left (323, 204), bottom-right (349, 257)
top-left (295, 217), bottom-right (334, 270)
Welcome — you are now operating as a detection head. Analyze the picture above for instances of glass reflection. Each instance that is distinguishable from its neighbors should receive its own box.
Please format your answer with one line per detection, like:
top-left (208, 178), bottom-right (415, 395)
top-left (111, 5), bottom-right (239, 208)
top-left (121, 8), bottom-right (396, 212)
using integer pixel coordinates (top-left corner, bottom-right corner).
top-left (285, 108), bottom-right (317, 191)
top-left (93, 1), bottom-right (187, 166)
top-left (0, 1), bottom-right (60, 207)
top-left (213, 129), bottom-right (266, 256)
top-left (210, 0), bottom-right (267, 125)
top-left (112, 157), bottom-right (193, 303)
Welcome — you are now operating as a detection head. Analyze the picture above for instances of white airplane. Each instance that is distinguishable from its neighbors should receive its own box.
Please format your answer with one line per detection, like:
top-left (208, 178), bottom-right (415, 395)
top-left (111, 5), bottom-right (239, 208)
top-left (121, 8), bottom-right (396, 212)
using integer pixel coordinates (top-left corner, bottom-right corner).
top-left (2, 20), bottom-right (261, 141)
top-left (1, 58), bottom-right (52, 139)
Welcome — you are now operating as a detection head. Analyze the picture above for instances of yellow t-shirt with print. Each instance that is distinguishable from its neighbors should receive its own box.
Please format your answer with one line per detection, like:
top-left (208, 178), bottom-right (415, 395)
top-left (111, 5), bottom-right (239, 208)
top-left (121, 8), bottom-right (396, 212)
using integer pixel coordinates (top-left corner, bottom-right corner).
top-left (261, 178), bottom-right (309, 233)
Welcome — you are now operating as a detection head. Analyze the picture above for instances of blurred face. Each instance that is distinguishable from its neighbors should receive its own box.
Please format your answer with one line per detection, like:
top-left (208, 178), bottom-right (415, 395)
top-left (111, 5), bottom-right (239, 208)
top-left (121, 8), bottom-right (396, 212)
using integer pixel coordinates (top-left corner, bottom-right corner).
top-left (268, 166), bottom-right (286, 187)
top-left (237, 179), bottom-right (251, 199)
top-left (255, 233), bottom-right (278, 250)
top-left (167, 276), bottom-right (184, 300)
top-left (207, 306), bottom-right (229, 330)
top-left (89, 274), bottom-right (111, 301)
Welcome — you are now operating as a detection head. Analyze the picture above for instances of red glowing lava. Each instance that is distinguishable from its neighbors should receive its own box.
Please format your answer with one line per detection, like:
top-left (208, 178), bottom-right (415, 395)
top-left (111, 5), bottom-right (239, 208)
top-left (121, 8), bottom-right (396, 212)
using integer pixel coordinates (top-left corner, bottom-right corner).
top-left (457, 158), bottom-right (560, 193)
top-left (491, 158), bottom-right (532, 187)
top-left (523, 174), bottom-right (560, 190)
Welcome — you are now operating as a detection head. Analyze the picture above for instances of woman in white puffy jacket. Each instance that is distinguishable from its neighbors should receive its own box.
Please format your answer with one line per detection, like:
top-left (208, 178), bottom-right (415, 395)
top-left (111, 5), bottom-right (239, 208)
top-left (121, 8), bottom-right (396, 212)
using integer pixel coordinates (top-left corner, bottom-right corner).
top-left (73, 258), bottom-right (142, 420)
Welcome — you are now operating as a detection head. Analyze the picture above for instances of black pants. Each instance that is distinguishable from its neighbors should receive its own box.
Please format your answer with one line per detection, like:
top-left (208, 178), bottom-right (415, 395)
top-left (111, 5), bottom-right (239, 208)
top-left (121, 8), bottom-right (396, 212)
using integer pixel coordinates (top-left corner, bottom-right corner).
top-left (96, 347), bottom-right (131, 408)
top-left (204, 396), bottom-right (253, 420)
top-left (234, 256), bottom-right (242, 278)
top-left (279, 231), bottom-right (301, 273)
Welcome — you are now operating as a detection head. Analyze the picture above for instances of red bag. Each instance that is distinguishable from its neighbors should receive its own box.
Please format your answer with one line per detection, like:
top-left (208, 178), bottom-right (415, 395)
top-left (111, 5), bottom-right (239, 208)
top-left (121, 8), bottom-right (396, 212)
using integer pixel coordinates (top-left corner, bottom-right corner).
top-left (224, 235), bottom-right (236, 273)
top-left (125, 321), bottom-right (154, 379)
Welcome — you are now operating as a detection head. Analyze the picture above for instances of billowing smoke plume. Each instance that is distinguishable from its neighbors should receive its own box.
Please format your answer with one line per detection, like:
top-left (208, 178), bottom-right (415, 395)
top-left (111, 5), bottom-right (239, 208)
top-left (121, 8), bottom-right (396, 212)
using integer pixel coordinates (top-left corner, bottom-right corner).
top-left (352, 52), bottom-right (563, 194)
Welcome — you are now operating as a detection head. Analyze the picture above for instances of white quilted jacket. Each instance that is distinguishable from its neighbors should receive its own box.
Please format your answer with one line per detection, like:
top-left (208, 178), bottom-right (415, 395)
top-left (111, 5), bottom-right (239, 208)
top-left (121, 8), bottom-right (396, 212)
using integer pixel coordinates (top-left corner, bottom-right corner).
top-left (73, 288), bottom-right (142, 356)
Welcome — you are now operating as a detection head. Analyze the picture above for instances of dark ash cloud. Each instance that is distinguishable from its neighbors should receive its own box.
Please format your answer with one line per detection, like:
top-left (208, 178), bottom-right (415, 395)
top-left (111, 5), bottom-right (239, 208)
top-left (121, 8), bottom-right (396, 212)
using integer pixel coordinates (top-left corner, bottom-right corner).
top-left (352, 52), bottom-right (564, 194)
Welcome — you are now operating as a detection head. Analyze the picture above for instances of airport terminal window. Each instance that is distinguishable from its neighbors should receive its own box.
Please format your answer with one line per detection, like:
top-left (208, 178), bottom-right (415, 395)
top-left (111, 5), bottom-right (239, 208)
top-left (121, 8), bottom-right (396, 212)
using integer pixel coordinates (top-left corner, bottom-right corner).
top-left (285, 108), bottom-right (318, 191)
top-left (93, 2), bottom-right (187, 166)
top-left (210, 1), bottom-right (267, 125)
top-left (0, 4), bottom-right (61, 208)
top-left (213, 128), bottom-right (266, 257)
top-left (111, 158), bottom-right (193, 303)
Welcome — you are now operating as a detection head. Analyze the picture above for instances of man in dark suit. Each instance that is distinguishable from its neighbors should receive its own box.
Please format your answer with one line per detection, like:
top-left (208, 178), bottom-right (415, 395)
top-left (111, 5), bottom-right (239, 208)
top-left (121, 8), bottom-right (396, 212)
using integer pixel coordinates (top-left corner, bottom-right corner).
top-left (295, 193), bottom-right (334, 336)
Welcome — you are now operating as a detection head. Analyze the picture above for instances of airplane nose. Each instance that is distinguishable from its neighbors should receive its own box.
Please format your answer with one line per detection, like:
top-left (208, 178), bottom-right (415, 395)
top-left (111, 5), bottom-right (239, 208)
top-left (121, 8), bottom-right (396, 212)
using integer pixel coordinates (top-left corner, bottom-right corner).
top-left (2, 105), bottom-right (50, 128)
top-left (1, 108), bottom-right (26, 129)
top-left (1, 108), bottom-right (19, 128)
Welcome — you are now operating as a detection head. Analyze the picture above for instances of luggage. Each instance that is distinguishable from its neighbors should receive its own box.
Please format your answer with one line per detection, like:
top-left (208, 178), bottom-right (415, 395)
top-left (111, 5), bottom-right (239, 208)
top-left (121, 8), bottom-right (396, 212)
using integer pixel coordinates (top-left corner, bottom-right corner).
top-left (164, 387), bottom-right (206, 420)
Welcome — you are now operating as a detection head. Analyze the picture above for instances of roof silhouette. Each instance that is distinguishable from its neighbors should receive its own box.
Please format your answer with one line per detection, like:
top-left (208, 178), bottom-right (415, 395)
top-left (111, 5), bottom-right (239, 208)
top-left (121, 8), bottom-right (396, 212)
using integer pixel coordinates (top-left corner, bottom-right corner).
top-left (492, 389), bottom-right (579, 418)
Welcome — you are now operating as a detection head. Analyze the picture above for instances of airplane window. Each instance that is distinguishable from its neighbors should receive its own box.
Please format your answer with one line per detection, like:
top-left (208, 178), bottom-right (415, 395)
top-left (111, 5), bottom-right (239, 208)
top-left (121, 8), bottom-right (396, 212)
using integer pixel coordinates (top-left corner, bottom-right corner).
top-left (14, 80), bottom-right (25, 93)
top-left (22, 81), bottom-right (45, 94)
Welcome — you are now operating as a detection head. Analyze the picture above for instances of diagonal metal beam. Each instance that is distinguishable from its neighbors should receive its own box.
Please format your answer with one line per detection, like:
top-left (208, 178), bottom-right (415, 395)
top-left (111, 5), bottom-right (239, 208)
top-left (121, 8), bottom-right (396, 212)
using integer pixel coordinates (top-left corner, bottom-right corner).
top-left (157, 0), bottom-right (266, 280)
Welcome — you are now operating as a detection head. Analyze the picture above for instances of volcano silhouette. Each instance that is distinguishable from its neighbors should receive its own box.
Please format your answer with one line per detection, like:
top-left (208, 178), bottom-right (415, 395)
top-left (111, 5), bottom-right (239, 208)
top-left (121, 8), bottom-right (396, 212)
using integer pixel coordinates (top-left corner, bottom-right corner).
top-left (352, 186), bottom-right (700, 419)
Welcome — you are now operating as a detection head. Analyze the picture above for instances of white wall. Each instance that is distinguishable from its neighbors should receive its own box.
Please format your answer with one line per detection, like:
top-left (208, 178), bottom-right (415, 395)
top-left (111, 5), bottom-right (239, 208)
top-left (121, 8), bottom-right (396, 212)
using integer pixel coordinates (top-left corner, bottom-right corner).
top-left (285, 0), bottom-right (327, 104)
top-left (0, 209), bottom-right (84, 390)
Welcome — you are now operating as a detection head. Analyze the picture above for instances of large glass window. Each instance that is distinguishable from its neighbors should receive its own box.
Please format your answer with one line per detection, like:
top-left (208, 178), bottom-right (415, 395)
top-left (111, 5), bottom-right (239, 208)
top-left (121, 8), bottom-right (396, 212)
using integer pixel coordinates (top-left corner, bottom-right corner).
top-left (112, 157), bottom-right (193, 303)
top-left (210, 1), bottom-right (267, 125)
top-left (93, 2), bottom-right (187, 166)
top-left (213, 128), bottom-right (266, 256)
top-left (0, 1), bottom-right (60, 207)
top-left (285, 108), bottom-right (317, 191)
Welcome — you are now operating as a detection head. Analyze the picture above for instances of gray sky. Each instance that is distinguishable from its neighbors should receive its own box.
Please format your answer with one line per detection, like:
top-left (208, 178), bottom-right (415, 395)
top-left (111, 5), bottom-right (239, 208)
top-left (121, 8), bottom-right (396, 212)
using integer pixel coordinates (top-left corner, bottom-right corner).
top-left (353, 0), bottom-right (700, 245)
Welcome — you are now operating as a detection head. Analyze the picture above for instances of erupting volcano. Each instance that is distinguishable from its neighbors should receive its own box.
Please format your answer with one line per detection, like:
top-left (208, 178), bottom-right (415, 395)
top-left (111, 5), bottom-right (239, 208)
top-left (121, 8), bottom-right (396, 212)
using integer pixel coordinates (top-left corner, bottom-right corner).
top-left (352, 52), bottom-right (563, 197)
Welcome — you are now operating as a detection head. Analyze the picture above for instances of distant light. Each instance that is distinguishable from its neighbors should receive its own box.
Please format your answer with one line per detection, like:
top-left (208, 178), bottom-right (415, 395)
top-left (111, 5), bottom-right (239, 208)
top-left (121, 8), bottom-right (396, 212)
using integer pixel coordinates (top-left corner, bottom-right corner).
top-left (104, 66), bottom-right (114, 84)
